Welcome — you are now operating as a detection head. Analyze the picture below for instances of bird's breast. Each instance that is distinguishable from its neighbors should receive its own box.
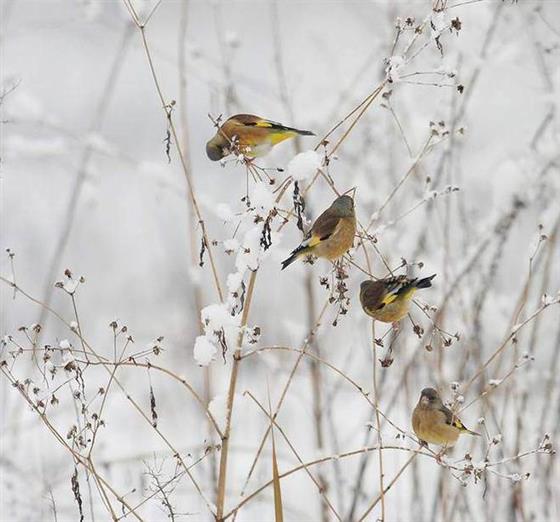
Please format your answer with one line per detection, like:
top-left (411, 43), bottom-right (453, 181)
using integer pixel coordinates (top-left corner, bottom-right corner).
top-left (313, 217), bottom-right (356, 260)
top-left (367, 297), bottom-right (412, 323)
top-left (412, 407), bottom-right (460, 447)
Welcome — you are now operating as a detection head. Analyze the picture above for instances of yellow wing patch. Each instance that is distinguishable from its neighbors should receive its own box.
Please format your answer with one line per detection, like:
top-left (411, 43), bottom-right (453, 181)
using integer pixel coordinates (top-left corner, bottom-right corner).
top-left (268, 131), bottom-right (296, 144)
top-left (381, 293), bottom-right (398, 305)
top-left (381, 286), bottom-right (417, 306)
top-left (307, 234), bottom-right (322, 248)
top-left (453, 418), bottom-right (468, 431)
top-left (254, 120), bottom-right (276, 128)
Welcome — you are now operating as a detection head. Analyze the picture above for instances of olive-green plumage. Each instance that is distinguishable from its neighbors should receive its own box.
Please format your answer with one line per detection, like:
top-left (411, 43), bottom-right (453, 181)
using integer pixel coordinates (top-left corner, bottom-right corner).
top-left (359, 274), bottom-right (436, 323)
top-left (206, 114), bottom-right (314, 161)
top-left (281, 195), bottom-right (356, 270)
top-left (412, 388), bottom-right (480, 447)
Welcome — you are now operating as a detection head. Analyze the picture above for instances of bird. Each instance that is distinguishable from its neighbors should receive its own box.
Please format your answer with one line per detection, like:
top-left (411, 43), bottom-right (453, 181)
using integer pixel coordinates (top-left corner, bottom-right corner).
top-left (206, 114), bottom-right (315, 161)
top-left (412, 387), bottom-right (480, 448)
top-left (281, 194), bottom-right (356, 270)
top-left (359, 274), bottom-right (436, 323)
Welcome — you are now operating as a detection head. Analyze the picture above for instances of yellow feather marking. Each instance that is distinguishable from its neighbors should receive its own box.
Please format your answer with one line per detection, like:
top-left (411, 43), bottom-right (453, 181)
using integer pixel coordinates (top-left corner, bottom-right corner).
top-left (381, 286), bottom-right (416, 306)
top-left (307, 235), bottom-right (321, 248)
top-left (268, 131), bottom-right (296, 145)
top-left (453, 418), bottom-right (468, 431)
top-left (381, 293), bottom-right (398, 305)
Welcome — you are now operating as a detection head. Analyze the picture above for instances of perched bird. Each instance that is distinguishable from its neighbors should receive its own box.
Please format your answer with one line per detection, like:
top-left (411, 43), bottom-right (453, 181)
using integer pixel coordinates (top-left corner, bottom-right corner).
top-left (359, 274), bottom-right (436, 323)
top-left (412, 387), bottom-right (480, 448)
top-left (281, 195), bottom-right (356, 270)
top-left (206, 114), bottom-right (315, 161)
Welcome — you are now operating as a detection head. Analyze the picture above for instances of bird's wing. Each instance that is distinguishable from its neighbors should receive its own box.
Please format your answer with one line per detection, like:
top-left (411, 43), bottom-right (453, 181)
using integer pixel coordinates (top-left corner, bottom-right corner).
top-left (309, 212), bottom-right (342, 245)
top-left (230, 114), bottom-right (260, 125)
top-left (231, 114), bottom-right (289, 130)
top-left (229, 114), bottom-right (314, 137)
top-left (440, 404), bottom-right (469, 432)
top-left (379, 276), bottom-right (415, 305)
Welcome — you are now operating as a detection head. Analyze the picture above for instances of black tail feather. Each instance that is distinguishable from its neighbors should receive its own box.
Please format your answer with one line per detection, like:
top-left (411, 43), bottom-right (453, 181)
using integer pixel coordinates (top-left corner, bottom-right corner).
top-left (293, 128), bottom-right (315, 136)
top-left (281, 244), bottom-right (308, 270)
top-left (249, 120), bottom-right (315, 136)
top-left (281, 253), bottom-right (298, 270)
top-left (415, 273), bottom-right (437, 289)
top-left (271, 123), bottom-right (315, 136)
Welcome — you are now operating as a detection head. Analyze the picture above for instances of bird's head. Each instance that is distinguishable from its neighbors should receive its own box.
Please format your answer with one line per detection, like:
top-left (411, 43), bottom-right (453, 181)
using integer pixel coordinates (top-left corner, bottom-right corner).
top-left (206, 135), bottom-right (229, 161)
top-left (360, 280), bottom-right (374, 293)
top-left (330, 194), bottom-right (355, 216)
top-left (419, 387), bottom-right (441, 408)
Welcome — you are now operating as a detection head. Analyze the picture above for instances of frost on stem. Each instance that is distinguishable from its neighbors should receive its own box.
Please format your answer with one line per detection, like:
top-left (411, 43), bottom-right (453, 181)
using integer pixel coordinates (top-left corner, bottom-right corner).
top-left (193, 304), bottom-right (241, 366)
top-left (430, 9), bottom-right (448, 55)
top-left (385, 55), bottom-right (405, 83)
top-left (54, 269), bottom-right (85, 295)
top-left (194, 336), bottom-right (218, 367)
top-left (223, 238), bottom-right (240, 255)
top-left (193, 183), bottom-right (281, 366)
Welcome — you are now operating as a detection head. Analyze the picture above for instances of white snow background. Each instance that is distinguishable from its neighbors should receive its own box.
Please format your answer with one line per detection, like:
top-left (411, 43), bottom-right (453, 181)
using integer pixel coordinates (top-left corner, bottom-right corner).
top-left (1, 1), bottom-right (559, 521)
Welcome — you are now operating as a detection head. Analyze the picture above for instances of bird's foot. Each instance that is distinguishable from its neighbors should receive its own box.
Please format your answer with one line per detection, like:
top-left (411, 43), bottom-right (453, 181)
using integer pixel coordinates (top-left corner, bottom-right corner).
top-left (435, 449), bottom-right (448, 465)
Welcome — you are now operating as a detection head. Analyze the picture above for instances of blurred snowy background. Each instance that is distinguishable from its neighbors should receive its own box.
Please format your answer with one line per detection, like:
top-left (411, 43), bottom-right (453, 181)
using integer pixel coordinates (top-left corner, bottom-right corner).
top-left (1, 0), bottom-right (559, 521)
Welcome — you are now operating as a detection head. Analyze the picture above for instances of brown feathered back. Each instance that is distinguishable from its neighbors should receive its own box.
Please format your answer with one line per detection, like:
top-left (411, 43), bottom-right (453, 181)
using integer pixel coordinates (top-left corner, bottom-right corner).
top-left (228, 114), bottom-right (263, 125)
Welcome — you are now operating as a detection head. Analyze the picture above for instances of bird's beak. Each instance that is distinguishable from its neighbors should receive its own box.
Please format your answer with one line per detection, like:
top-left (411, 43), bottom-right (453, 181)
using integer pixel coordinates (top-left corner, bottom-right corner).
top-left (420, 396), bottom-right (429, 406)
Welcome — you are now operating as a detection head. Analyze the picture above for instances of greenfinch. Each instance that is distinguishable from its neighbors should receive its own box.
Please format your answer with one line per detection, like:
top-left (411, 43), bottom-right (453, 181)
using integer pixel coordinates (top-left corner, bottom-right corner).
top-left (206, 114), bottom-right (315, 161)
top-left (281, 195), bottom-right (356, 270)
top-left (359, 274), bottom-right (436, 323)
top-left (412, 388), bottom-right (480, 447)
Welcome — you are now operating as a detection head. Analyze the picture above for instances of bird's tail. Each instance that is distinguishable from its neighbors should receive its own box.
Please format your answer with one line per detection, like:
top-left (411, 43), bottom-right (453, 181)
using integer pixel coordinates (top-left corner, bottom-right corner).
top-left (415, 273), bottom-right (437, 289)
top-left (279, 125), bottom-right (315, 136)
top-left (293, 128), bottom-right (315, 136)
top-left (281, 244), bottom-right (309, 270)
top-left (454, 417), bottom-right (480, 436)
